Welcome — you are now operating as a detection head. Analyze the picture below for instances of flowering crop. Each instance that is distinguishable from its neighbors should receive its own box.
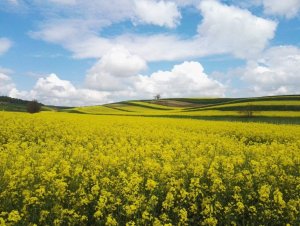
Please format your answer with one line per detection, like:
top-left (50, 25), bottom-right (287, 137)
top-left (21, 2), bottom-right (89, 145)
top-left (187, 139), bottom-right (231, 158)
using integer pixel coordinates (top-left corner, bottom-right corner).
top-left (0, 112), bottom-right (299, 225)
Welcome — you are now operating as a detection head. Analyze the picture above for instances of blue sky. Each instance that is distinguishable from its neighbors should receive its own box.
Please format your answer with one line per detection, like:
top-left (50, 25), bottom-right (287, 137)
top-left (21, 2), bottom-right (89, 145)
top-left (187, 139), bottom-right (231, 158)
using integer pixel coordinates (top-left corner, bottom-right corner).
top-left (0, 0), bottom-right (300, 106)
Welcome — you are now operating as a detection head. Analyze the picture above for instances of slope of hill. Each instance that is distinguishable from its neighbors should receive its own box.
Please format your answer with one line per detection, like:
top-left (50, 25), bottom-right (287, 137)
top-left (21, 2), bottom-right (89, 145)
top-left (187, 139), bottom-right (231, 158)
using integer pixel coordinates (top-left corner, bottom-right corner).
top-left (0, 96), bottom-right (31, 112)
top-left (69, 95), bottom-right (300, 124)
top-left (0, 96), bottom-right (56, 112)
top-left (2, 95), bottom-right (300, 124)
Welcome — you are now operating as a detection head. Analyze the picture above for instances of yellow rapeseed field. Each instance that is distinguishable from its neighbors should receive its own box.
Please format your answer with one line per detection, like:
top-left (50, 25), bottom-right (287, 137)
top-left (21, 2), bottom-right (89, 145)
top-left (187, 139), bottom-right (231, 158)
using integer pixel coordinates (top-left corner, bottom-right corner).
top-left (0, 112), bottom-right (299, 225)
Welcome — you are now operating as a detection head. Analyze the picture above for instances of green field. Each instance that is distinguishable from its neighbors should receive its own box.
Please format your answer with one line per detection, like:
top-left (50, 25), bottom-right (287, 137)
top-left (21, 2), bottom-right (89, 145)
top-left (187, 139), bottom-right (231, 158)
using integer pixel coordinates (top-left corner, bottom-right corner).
top-left (66, 95), bottom-right (300, 124)
top-left (0, 96), bottom-right (66, 112)
top-left (2, 95), bottom-right (300, 124)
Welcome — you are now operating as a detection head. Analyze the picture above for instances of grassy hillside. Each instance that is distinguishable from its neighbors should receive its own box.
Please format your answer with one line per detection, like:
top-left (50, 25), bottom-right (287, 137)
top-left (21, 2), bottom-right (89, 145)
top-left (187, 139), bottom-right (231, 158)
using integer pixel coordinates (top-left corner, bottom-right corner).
top-left (0, 96), bottom-right (56, 112)
top-left (2, 95), bottom-right (300, 124)
top-left (0, 96), bottom-right (29, 112)
top-left (69, 95), bottom-right (300, 124)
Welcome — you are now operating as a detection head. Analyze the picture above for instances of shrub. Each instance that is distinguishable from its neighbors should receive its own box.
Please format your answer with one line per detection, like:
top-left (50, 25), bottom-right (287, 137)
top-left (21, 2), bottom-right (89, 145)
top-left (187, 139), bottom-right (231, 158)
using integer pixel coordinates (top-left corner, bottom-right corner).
top-left (27, 100), bottom-right (41, 113)
top-left (239, 104), bottom-right (254, 118)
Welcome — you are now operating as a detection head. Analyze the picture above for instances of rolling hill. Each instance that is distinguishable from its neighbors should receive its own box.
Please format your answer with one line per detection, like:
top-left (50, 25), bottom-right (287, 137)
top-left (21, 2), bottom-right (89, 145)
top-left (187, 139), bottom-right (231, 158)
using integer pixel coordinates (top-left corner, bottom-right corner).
top-left (0, 96), bottom-right (35, 112)
top-left (64, 95), bottom-right (300, 124)
top-left (2, 95), bottom-right (300, 124)
top-left (0, 96), bottom-right (68, 112)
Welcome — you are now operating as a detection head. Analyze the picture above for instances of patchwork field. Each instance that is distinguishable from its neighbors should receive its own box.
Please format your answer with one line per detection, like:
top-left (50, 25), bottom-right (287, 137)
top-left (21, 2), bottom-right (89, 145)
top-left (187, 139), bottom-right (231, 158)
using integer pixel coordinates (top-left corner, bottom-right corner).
top-left (2, 95), bottom-right (300, 124)
top-left (0, 112), bottom-right (299, 225)
top-left (67, 95), bottom-right (300, 124)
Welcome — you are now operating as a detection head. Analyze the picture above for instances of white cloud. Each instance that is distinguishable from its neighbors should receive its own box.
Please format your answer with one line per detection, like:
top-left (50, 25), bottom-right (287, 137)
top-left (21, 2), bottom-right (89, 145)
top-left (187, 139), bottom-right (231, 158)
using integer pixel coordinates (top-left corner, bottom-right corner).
top-left (135, 61), bottom-right (225, 98)
top-left (91, 46), bottom-right (147, 78)
top-left (29, 0), bottom-right (277, 61)
top-left (197, 0), bottom-right (277, 59)
top-left (0, 70), bottom-right (29, 99)
top-left (114, 34), bottom-right (201, 61)
top-left (33, 74), bottom-right (77, 99)
top-left (10, 74), bottom-right (110, 106)
top-left (0, 38), bottom-right (12, 55)
top-left (241, 46), bottom-right (300, 95)
top-left (30, 19), bottom-right (108, 43)
top-left (85, 50), bottom-right (225, 100)
top-left (31, 74), bottom-right (110, 106)
top-left (261, 0), bottom-right (300, 18)
top-left (31, 24), bottom-right (201, 61)
top-left (85, 47), bottom-right (147, 91)
top-left (23, 0), bottom-right (181, 27)
top-left (134, 0), bottom-right (181, 28)
top-left (0, 73), bottom-right (15, 96)
top-left (4, 58), bottom-right (225, 106)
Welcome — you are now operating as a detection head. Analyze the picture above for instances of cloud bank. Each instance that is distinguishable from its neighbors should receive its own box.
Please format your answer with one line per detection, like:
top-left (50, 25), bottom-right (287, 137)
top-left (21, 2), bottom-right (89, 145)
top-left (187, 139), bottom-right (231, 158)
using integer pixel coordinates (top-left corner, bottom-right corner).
top-left (29, 0), bottom-right (277, 61)
top-left (7, 56), bottom-right (225, 106)
top-left (241, 46), bottom-right (300, 95)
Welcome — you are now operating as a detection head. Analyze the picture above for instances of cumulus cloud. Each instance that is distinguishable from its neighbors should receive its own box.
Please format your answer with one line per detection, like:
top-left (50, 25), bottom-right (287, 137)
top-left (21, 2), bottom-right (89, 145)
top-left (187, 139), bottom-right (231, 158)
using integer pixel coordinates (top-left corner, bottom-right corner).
top-left (0, 73), bottom-right (15, 96)
top-left (29, 0), bottom-right (276, 61)
top-left (0, 38), bottom-right (12, 55)
top-left (14, 0), bottom-right (181, 28)
top-left (3, 58), bottom-right (225, 106)
top-left (29, 19), bottom-right (114, 59)
top-left (197, 0), bottom-right (277, 59)
top-left (90, 47), bottom-right (147, 78)
top-left (10, 74), bottom-right (110, 106)
top-left (0, 70), bottom-right (29, 100)
top-left (85, 49), bottom-right (225, 100)
top-left (133, 0), bottom-right (181, 28)
top-left (241, 46), bottom-right (300, 95)
top-left (31, 25), bottom-right (201, 61)
top-left (261, 0), bottom-right (300, 18)
top-left (85, 47), bottom-right (147, 91)
top-left (135, 61), bottom-right (225, 98)
top-left (32, 74), bottom-right (111, 106)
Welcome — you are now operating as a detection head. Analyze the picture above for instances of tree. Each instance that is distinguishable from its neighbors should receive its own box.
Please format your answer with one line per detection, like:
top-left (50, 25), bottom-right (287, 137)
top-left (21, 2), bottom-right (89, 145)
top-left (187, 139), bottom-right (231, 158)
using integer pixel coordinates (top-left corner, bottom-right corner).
top-left (154, 94), bottom-right (161, 101)
top-left (239, 104), bottom-right (254, 118)
top-left (27, 100), bottom-right (41, 114)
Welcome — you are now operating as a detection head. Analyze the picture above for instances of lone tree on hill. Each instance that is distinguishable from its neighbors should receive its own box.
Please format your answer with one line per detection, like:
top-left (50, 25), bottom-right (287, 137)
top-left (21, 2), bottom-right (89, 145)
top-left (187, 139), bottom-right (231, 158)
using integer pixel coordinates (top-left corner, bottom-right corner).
top-left (154, 94), bottom-right (161, 101)
top-left (27, 100), bottom-right (41, 114)
top-left (239, 104), bottom-right (254, 118)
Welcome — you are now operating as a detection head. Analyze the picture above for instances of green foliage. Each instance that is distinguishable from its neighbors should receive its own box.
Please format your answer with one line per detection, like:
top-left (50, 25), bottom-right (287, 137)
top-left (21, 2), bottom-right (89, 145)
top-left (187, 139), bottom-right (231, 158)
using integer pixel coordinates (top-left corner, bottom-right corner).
top-left (27, 100), bottom-right (41, 114)
top-left (0, 96), bottom-right (30, 105)
top-left (1, 95), bottom-right (300, 124)
top-left (72, 95), bottom-right (300, 124)
top-left (0, 96), bottom-right (57, 113)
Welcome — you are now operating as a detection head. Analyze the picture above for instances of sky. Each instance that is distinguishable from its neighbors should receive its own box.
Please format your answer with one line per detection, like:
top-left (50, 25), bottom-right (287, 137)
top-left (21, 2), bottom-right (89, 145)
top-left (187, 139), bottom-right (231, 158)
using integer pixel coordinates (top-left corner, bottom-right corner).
top-left (0, 0), bottom-right (300, 106)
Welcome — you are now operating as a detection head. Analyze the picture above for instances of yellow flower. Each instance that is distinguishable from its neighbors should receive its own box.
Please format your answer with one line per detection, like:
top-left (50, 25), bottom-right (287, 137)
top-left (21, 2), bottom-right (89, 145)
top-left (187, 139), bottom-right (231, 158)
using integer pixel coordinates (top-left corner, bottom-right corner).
top-left (146, 179), bottom-right (157, 191)
top-left (106, 214), bottom-right (118, 226)
top-left (202, 217), bottom-right (218, 226)
top-left (179, 208), bottom-right (188, 224)
top-left (273, 189), bottom-right (286, 208)
top-left (258, 185), bottom-right (271, 202)
top-left (8, 210), bottom-right (21, 223)
top-left (236, 202), bottom-right (245, 214)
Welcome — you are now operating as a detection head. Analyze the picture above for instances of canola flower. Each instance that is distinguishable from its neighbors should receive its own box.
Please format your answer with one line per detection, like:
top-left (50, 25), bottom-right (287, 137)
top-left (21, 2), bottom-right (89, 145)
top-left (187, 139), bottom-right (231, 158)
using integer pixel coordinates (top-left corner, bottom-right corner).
top-left (0, 112), bottom-right (299, 225)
